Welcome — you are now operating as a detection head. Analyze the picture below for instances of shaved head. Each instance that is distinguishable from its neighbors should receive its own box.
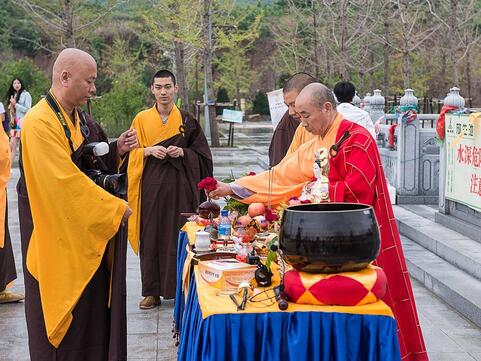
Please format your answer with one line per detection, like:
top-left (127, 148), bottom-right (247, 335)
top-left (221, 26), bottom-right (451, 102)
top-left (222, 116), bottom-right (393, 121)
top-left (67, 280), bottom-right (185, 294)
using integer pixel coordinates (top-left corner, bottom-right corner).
top-left (52, 48), bottom-right (96, 85)
top-left (282, 72), bottom-right (316, 121)
top-left (296, 83), bottom-right (337, 109)
top-left (50, 48), bottom-right (97, 111)
top-left (283, 72), bottom-right (316, 94)
top-left (295, 83), bottom-right (338, 136)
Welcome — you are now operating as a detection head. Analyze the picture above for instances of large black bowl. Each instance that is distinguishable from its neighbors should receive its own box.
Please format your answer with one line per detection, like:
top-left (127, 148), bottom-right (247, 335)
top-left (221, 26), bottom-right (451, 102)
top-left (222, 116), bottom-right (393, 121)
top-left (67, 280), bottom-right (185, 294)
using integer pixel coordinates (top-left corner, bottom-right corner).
top-left (279, 203), bottom-right (380, 273)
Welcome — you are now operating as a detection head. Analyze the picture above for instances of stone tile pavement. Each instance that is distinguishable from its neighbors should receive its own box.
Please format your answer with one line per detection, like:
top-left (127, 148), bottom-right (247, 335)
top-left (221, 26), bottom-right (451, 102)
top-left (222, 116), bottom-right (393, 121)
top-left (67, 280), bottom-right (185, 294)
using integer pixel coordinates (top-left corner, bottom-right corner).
top-left (1, 141), bottom-right (481, 360)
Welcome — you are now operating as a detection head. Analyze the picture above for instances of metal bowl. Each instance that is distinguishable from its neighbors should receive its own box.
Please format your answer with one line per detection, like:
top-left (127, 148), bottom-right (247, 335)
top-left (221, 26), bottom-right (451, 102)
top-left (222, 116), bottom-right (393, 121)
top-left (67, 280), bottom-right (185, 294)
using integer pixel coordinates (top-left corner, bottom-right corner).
top-left (279, 203), bottom-right (380, 273)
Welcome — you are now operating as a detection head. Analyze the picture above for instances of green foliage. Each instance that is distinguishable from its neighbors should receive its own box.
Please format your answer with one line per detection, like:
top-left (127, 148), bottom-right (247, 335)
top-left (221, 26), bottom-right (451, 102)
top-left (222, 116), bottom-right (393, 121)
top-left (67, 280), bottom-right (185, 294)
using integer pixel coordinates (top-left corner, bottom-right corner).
top-left (0, 58), bottom-right (48, 104)
top-left (252, 91), bottom-right (270, 115)
top-left (93, 39), bottom-right (150, 137)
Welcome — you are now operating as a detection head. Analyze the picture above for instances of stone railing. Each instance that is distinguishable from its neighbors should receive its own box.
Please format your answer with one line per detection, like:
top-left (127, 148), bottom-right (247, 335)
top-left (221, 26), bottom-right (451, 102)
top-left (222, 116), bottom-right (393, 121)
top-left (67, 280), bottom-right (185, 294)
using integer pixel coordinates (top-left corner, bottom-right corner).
top-left (366, 88), bottom-right (440, 204)
top-left (376, 113), bottom-right (440, 204)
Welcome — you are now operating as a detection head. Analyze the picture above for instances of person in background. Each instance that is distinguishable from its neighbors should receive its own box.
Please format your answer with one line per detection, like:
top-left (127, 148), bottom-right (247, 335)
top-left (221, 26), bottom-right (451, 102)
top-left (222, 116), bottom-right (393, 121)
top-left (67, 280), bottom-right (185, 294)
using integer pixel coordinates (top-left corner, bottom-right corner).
top-left (6, 78), bottom-right (32, 162)
top-left (0, 110), bottom-right (23, 304)
top-left (268, 72), bottom-right (316, 167)
top-left (333, 81), bottom-right (376, 139)
top-left (0, 101), bottom-right (7, 133)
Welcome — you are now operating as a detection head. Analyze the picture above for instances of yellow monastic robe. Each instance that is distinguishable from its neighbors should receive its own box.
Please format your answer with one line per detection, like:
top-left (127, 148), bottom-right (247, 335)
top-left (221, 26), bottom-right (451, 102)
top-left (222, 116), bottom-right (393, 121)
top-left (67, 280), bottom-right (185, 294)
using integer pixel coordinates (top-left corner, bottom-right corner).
top-left (127, 104), bottom-right (183, 254)
top-left (21, 97), bottom-right (126, 348)
top-left (283, 123), bottom-right (316, 159)
top-left (236, 114), bottom-right (342, 207)
top-left (0, 131), bottom-right (10, 248)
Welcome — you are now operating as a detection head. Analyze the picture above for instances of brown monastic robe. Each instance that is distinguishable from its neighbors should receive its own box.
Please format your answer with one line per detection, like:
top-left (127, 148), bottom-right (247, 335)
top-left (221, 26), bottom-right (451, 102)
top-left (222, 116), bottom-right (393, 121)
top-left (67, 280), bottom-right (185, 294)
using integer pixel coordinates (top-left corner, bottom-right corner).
top-left (268, 111), bottom-right (299, 167)
top-left (18, 110), bottom-right (128, 361)
top-left (126, 109), bottom-right (212, 299)
top-left (0, 208), bottom-right (15, 291)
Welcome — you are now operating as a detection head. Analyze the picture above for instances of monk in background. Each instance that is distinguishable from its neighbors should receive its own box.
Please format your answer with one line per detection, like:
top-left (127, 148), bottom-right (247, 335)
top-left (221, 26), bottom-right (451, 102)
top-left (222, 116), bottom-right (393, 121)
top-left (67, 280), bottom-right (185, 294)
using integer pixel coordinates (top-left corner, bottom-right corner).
top-left (18, 48), bottom-right (137, 361)
top-left (210, 83), bottom-right (428, 361)
top-left (0, 124), bottom-right (23, 304)
top-left (268, 72), bottom-right (316, 167)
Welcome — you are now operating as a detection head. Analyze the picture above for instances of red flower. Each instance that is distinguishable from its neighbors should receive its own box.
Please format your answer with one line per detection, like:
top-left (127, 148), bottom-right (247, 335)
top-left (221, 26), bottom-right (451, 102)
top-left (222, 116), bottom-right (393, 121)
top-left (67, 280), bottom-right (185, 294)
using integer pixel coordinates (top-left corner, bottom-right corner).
top-left (197, 177), bottom-right (218, 191)
top-left (288, 196), bottom-right (299, 202)
top-left (248, 171), bottom-right (256, 176)
top-left (311, 177), bottom-right (317, 182)
top-left (265, 208), bottom-right (280, 222)
top-left (300, 199), bottom-right (312, 204)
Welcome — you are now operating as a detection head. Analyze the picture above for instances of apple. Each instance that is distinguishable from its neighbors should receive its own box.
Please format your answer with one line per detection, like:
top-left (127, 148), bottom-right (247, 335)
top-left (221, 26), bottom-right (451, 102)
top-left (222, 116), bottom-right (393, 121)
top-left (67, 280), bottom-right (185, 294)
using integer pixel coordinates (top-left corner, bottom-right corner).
top-left (236, 215), bottom-right (252, 227)
top-left (248, 203), bottom-right (266, 217)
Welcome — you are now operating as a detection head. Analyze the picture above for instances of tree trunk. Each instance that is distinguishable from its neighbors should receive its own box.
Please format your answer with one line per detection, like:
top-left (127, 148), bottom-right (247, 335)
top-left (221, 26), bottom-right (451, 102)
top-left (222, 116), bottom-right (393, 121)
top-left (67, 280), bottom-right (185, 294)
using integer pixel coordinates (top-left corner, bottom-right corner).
top-left (466, 51), bottom-right (472, 106)
top-left (338, 0), bottom-right (349, 80)
top-left (195, 54), bottom-right (199, 113)
top-left (311, 1), bottom-right (320, 79)
top-left (203, 0), bottom-right (220, 147)
top-left (63, 0), bottom-right (75, 47)
top-left (440, 48), bottom-right (447, 95)
top-left (383, 19), bottom-right (390, 96)
top-left (174, 42), bottom-right (189, 110)
top-left (401, 14), bottom-right (410, 89)
top-left (449, 0), bottom-right (459, 86)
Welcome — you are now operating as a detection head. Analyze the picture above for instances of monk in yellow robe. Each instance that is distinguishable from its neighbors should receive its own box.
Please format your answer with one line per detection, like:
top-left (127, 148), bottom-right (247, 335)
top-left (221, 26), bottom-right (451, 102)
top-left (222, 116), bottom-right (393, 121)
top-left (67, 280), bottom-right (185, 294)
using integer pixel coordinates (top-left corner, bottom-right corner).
top-left (18, 48), bottom-right (137, 361)
top-left (268, 72), bottom-right (316, 167)
top-left (126, 70), bottom-right (212, 310)
top-left (209, 83), bottom-right (428, 361)
top-left (0, 128), bottom-right (23, 304)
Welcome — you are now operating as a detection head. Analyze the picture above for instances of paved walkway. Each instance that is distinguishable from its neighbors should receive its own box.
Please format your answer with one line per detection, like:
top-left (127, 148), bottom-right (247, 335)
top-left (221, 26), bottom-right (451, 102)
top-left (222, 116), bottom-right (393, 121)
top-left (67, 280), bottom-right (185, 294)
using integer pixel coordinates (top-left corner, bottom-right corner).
top-left (1, 137), bottom-right (481, 360)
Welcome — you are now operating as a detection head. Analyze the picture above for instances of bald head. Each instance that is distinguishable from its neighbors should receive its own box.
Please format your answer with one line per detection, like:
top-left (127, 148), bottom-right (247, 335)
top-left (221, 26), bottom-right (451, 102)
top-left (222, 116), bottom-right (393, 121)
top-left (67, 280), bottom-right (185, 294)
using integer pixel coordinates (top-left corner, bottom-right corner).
top-left (295, 83), bottom-right (338, 136)
top-left (297, 83), bottom-right (337, 109)
top-left (51, 48), bottom-right (97, 109)
top-left (52, 48), bottom-right (96, 85)
top-left (283, 72), bottom-right (316, 94)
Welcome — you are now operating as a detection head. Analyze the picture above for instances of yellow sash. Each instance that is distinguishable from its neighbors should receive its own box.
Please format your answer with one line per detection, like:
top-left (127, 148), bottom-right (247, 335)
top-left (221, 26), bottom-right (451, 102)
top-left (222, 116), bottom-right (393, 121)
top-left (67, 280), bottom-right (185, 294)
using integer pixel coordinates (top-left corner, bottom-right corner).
top-left (127, 104), bottom-right (183, 253)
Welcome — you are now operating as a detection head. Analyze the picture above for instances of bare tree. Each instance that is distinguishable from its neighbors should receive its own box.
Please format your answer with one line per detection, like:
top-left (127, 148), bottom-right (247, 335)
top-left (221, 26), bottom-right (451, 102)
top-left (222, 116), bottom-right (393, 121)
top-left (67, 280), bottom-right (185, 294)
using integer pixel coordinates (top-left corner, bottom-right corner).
top-left (427, 0), bottom-right (480, 87)
top-left (144, 0), bottom-right (204, 111)
top-left (15, 0), bottom-right (123, 50)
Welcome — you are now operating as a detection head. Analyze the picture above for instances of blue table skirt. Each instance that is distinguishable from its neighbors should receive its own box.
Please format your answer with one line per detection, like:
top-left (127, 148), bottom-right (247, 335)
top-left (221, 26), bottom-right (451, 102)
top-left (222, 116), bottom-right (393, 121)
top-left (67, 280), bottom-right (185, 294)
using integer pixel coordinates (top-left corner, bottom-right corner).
top-left (174, 230), bottom-right (401, 361)
top-left (174, 231), bottom-right (190, 335)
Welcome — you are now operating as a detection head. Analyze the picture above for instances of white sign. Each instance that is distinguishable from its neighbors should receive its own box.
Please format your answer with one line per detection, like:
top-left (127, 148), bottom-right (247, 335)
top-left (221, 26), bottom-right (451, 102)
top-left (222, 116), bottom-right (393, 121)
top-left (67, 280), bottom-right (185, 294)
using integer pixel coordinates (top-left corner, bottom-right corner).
top-left (222, 109), bottom-right (244, 123)
top-left (445, 113), bottom-right (481, 212)
top-left (267, 88), bottom-right (288, 131)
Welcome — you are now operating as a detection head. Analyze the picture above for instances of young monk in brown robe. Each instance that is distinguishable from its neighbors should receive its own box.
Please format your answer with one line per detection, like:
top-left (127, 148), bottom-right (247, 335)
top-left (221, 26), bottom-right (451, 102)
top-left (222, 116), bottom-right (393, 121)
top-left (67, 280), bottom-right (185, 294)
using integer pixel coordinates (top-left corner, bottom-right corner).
top-left (268, 72), bottom-right (317, 167)
top-left (0, 127), bottom-right (23, 304)
top-left (17, 48), bottom-right (137, 361)
top-left (127, 70), bottom-right (213, 309)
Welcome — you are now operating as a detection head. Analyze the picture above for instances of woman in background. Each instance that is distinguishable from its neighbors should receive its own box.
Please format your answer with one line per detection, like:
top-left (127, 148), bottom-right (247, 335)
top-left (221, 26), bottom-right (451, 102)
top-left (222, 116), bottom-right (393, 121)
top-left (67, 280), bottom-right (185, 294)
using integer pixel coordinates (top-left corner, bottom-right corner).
top-left (6, 78), bottom-right (31, 162)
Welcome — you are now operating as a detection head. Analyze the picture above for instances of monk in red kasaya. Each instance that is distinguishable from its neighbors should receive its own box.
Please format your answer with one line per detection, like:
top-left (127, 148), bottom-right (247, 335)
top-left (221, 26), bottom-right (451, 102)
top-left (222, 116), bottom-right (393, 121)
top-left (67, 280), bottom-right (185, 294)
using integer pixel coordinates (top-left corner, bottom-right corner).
top-left (210, 83), bottom-right (428, 361)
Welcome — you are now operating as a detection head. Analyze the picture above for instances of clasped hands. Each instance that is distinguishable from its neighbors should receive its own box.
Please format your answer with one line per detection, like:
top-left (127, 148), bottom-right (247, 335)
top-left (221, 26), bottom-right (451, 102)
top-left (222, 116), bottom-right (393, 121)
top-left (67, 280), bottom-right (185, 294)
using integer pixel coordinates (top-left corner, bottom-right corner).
top-left (144, 145), bottom-right (183, 159)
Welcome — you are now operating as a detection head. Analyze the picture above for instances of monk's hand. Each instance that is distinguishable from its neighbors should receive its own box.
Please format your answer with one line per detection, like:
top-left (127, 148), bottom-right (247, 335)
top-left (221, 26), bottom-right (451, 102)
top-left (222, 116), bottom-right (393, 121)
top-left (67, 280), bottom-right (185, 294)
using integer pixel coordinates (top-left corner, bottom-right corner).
top-left (208, 181), bottom-right (233, 200)
top-left (166, 145), bottom-right (184, 158)
top-left (145, 145), bottom-right (168, 159)
top-left (117, 128), bottom-right (139, 156)
top-left (122, 205), bottom-right (132, 226)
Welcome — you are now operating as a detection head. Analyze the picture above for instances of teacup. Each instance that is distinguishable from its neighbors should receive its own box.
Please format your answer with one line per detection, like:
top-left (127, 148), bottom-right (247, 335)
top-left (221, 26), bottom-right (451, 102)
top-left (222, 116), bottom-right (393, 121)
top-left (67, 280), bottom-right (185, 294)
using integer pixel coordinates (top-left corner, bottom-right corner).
top-left (195, 231), bottom-right (211, 252)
